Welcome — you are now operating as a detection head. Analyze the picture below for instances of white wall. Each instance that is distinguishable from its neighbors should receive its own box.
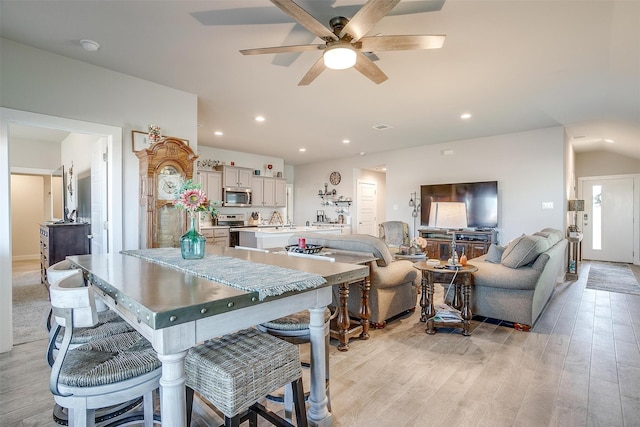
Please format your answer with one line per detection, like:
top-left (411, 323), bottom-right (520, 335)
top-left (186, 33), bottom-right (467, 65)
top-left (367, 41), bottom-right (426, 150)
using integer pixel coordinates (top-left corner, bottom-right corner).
top-left (11, 175), bottom-right (44, 260)
top-left (10, 136), bottom-right (61, 169)
top-left (0, 39), bottom-right (198, 352)
top-left (294, 126), bottom-right (567, 244)
top-left (1, 38), bottom-right (198, 250)
top-left (576, 150), bottom-right (640, 177)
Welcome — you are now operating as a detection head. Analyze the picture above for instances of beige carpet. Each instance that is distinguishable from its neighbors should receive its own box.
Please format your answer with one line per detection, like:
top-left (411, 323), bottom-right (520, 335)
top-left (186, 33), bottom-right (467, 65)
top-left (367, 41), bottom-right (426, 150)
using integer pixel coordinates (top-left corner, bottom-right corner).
top-left (586, 261), bottom-right (640, 296)
top-left (12, 262), bottom-right (50, 345)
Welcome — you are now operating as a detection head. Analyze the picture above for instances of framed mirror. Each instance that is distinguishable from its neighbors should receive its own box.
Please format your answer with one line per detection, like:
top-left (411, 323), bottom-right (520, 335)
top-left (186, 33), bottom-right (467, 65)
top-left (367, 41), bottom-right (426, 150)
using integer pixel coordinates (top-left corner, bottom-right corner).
top-left (51, 165), bottom-right (67, 222)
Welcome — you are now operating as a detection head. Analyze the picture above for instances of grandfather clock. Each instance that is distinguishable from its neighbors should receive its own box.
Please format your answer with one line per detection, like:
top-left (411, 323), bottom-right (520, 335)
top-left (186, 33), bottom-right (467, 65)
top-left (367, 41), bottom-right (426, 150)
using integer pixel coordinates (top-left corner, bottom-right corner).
top-left (136, 137), bottom-right (197, 248)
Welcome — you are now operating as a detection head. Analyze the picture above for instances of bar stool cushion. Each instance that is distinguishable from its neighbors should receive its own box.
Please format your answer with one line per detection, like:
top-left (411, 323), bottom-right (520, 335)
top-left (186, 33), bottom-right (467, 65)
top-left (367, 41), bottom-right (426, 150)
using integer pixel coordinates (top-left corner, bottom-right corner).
top-left (185, 328), bottom-right (302, 418)
top-left (56, 310), bottom-right (135, 345)
top-left (260, 309), bottom-right (329, 332)
top-left (58, 331), bottom-right (160, 388)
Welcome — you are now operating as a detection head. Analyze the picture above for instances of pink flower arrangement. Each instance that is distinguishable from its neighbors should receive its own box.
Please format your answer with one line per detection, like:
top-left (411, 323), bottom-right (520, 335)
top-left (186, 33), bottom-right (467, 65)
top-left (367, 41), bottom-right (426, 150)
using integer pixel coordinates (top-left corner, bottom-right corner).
top-left (173, 179), bottom-right (217, 216)
top-left (411, 236), bottom-right (427, 250)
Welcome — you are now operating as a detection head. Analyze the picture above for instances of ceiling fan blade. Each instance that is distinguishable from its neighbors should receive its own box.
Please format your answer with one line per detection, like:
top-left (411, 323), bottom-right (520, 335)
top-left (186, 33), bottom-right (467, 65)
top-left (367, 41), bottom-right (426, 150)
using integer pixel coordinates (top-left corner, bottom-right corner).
top-left (339, 0), bottom-right (402, 42)
top-left (298, 56), bottom-right (326, 86)
top-left (357, 35), bottom-right (446, 51)
top-left (240, 44), bottom-right (324, 56)
top-left (270, 0), bottom-right (338, 41)
top-left (353, 51), bottom-right (388, 84)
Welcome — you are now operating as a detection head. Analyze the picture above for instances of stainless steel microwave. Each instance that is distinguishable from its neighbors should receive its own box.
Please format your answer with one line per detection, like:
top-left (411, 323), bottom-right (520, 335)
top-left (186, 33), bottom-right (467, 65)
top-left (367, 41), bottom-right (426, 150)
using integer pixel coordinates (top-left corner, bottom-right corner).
top-left (223, 187), bottom-right (252, 207)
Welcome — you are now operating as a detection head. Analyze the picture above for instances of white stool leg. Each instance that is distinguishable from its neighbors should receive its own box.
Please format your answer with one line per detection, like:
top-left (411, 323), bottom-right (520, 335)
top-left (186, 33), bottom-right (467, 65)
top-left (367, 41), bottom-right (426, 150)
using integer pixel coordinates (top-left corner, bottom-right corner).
top-left (143, 389), bottom-right (154, 427)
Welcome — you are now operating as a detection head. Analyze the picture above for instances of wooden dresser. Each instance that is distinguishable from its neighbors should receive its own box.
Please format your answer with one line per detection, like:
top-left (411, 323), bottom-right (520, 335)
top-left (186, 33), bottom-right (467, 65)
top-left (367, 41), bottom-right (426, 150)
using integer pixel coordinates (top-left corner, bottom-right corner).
top-left (39, 222), bottom-right (91, 286)
top-left (418, 228), bottom-right (497, 261)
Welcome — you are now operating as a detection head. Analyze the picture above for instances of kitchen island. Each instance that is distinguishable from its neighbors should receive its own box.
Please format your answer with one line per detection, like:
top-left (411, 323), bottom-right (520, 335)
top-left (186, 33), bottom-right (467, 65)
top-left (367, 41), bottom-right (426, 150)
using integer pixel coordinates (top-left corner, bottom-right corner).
top-left (237, 226), bottom-right (343, 249)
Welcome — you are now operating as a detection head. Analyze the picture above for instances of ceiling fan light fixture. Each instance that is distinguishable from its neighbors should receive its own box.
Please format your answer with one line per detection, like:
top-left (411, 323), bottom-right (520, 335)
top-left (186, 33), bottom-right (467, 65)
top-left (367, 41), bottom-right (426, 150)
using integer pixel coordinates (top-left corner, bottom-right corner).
top-left (323, 43), bottom-right (357, 70)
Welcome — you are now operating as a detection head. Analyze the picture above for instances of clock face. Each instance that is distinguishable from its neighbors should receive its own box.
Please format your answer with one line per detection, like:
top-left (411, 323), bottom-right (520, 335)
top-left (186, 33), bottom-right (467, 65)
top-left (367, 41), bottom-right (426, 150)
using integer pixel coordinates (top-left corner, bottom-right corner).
top-left (157, 166), bottom-right (182, 200)
top-left (330, 171), bottom-right (341, 186)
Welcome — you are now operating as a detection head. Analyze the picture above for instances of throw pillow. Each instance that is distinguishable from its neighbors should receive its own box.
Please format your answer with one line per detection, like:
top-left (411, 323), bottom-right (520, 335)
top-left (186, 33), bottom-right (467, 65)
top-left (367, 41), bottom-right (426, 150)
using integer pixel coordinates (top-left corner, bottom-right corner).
top-left (485, 244), bottom-right (505, 263)
top-left (501, 235), bottom-right (548, 268)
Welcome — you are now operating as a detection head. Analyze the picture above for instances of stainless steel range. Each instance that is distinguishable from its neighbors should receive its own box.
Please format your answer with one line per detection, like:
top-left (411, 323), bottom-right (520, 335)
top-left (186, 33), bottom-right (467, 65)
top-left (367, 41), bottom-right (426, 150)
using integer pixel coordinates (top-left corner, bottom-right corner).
top-left (217, 214), bottom-right (249, 247)
top-left (216, 213), bottom-right (246, 228)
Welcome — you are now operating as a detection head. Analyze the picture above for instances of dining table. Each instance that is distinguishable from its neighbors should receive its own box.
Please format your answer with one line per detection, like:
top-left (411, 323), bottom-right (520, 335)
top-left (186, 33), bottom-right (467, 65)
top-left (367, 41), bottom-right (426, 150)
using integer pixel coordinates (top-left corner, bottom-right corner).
top-left (67, 245), bottom-right (369, 427)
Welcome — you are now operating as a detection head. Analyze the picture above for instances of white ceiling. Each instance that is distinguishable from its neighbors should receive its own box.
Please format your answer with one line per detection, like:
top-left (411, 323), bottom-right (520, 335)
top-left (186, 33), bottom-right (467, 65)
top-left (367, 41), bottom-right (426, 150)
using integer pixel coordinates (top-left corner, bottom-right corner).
top-left (1, 0), bottom-right (639, 165)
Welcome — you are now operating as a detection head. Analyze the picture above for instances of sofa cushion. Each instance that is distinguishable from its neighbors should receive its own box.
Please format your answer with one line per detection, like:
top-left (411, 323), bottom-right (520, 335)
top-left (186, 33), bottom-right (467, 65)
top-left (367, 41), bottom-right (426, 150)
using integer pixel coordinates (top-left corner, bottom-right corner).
top-left (485, 244), bottom-right (505, 263)
top-left (501, 234), bottom-right (550, 268)
top-left (538, 228), bottom-right (564, 246)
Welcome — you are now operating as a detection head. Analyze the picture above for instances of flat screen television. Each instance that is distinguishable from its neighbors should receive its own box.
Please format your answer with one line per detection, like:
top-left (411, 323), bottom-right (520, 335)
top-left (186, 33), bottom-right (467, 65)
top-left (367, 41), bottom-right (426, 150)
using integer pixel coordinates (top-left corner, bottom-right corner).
top-left (421, 181), bottom-right (498, 229)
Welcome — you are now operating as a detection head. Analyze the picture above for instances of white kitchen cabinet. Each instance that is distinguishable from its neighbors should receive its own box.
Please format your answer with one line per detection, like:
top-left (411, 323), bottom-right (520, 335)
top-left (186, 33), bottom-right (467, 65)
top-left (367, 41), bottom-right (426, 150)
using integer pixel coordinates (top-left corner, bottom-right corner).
top-left (216, 165), bottom-right (252, 188)
top-left (196, 170), bottom-right (222, 202)
top-left (252, 177), bottom-right (286, 207)
top-left (274, 178), bottom-right (286, 207)
top-left (201, 226), bottom-right (230, 247)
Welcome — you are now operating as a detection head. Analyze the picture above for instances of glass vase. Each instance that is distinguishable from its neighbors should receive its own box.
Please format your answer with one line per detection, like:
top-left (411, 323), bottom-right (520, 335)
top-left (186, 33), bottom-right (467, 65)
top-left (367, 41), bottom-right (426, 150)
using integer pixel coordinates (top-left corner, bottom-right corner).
top-left (180, 214), bottom-right (206, 259)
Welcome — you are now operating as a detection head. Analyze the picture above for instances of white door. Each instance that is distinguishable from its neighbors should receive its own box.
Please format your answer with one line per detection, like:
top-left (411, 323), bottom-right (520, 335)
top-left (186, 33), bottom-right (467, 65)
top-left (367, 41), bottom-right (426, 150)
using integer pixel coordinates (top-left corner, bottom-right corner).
top-left (357, 181), bottom-right (377, 235)
top-left (580, 176), bottom-right (634, 263)
top-left (90, 137), bottom-right (109, 254)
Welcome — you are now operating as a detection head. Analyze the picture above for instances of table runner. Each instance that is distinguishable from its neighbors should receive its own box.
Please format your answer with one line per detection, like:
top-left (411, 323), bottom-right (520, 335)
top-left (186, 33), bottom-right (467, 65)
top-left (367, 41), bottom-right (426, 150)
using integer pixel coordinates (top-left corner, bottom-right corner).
top-left (121, 248), bottom-right (327, 301)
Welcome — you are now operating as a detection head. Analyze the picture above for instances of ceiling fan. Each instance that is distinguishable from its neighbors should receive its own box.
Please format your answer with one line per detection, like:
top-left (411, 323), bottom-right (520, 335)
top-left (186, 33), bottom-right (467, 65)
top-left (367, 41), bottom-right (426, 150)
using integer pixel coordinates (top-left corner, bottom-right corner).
top-left (240, 0), bottom-right (446, 86)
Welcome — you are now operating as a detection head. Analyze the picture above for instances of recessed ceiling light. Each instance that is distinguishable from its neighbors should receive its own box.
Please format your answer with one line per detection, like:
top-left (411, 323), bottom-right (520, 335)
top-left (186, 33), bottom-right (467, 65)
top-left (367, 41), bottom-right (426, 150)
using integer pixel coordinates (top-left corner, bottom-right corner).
top-left (255, 116), bottom-right (265, 122)
top-left (604, 138), bottom-right (615, 143)
top-left (342, 139), bottom-right (350, 144)
top-left (80, 39), bottom-right (100, 52)
top-left (299, 148), bottom-right (306, 152)
top-left (214, 131), bottom-right (223, 136)
top-left (359, 152), bottom-right (366, 156)
top-left (460, 113), bottom-right (472, 119)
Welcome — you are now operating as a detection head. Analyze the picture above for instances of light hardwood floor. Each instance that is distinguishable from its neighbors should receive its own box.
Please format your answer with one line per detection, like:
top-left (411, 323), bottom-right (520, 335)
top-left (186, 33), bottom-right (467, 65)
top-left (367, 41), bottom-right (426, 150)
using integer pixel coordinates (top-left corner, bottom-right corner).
top-left (2, 261), bottom-right (640, 426)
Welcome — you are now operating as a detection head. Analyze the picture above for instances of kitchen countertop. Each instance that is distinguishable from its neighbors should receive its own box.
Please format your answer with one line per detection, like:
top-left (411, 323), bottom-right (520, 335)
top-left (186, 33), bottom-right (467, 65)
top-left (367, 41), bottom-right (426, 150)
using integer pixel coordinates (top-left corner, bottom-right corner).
top-left (235, 226), bottom-right (342, 234)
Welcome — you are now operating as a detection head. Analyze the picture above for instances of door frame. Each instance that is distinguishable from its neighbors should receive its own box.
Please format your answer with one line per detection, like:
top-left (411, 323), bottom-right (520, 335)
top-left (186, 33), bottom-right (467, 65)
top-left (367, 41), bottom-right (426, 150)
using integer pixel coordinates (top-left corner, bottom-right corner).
top-left (578, 173), bottom-right (640, 266)
top-left (1, 107), bottom-right (123, 353)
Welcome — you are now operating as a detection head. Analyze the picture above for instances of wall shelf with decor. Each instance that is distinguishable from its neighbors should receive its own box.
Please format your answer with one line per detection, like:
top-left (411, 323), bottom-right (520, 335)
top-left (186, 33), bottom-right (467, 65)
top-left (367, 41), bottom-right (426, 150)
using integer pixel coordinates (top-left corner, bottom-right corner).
top-left (418, 228), bottom-right (497, 261)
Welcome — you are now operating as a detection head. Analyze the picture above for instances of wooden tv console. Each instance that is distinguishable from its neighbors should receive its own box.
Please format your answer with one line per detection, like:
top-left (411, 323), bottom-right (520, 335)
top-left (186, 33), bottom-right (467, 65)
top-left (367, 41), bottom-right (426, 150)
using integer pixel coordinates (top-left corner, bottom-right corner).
top-left (418, 228), bottom-right (498, 261)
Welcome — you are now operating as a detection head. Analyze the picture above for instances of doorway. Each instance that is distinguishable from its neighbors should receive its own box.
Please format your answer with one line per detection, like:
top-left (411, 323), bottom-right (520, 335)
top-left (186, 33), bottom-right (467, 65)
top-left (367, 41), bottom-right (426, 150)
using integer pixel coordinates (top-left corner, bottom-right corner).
top-left (356, 181), bottom-right (377, 235)
top-left (1, 108), bottom-right (123, 353)
top-left (579, 175), bottom-right (636, 263)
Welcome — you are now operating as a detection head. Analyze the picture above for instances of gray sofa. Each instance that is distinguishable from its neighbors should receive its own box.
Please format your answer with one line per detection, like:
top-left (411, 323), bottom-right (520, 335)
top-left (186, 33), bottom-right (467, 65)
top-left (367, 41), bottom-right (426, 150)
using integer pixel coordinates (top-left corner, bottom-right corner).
top-left (456, 228), bottom-right (567, 329)
top-left (288, 232), bottom-right (419, 326)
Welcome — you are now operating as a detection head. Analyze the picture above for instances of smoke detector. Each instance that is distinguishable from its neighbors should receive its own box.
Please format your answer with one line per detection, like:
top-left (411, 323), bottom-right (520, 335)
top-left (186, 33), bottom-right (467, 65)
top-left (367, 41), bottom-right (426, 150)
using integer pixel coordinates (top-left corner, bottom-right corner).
top-left (80, 39), bottom-right (100, 52)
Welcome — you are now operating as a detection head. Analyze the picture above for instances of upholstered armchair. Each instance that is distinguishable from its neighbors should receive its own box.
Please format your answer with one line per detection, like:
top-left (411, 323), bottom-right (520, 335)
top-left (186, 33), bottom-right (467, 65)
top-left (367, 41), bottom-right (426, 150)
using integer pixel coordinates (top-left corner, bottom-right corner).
top-left (378, 221), bottom-right (410, 254)
top-left (288, 233), bottom-right (419, 328)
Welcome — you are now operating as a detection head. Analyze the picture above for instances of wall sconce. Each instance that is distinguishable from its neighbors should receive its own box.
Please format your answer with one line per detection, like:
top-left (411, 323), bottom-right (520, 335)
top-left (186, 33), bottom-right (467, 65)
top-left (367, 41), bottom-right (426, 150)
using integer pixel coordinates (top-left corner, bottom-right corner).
top-left (409, 192), bottom-right (420, 217)
top-left (67, 161), bottom-right (74, 201)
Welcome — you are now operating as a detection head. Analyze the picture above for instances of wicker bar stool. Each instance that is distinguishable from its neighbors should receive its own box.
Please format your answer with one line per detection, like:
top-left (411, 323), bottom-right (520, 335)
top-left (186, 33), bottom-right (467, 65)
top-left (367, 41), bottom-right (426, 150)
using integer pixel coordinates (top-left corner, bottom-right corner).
top-left (49, 274), bottom-right (161, 427)
top-left (257, 309), bottom-right (332, 420)
top-left (185, 328), bottom-right (308, 427)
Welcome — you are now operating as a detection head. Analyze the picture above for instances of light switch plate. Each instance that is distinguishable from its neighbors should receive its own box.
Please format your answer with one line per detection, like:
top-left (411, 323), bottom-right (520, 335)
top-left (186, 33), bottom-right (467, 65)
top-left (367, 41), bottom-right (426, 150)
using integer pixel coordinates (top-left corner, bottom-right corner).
top-left (542, 202), bottom-right (554, 209)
